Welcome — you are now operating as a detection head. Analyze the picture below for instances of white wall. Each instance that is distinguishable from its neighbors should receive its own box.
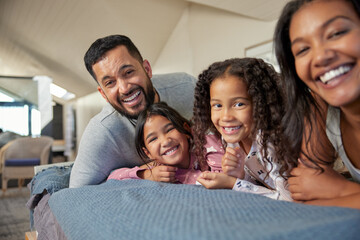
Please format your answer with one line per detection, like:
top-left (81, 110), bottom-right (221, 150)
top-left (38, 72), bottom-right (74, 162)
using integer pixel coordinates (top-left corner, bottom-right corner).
top-left (154, 4), bottom-right (278, 77)
top-left (152, 8), bottom-right (194, 75)
top-left (75, 91), bottom-right (106, 151)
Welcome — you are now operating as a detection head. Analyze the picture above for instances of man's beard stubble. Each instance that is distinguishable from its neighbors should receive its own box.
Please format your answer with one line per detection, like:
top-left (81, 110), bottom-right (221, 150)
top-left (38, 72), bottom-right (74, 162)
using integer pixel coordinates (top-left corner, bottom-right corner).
top-left (113, 84), bottom-right (156, 120)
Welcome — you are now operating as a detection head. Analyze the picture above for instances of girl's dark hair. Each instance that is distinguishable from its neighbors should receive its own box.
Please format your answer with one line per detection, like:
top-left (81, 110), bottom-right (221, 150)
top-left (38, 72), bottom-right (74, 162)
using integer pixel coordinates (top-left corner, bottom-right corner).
top-left (135, 102), bottom-right (192, 161)
top-left (192, 58), bottom-right (291, 176)
top-left (274, 0), bottom-right (360, 169)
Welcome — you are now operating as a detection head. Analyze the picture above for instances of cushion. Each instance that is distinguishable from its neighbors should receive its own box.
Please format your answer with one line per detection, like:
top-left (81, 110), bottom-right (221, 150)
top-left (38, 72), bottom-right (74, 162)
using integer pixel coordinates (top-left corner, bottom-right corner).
top-left (5, 158), bottom-right (40, 166)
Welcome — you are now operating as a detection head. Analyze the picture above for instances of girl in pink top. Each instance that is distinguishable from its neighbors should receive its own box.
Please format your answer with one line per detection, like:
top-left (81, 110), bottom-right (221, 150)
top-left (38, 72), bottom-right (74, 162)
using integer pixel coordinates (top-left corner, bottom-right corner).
top-left (108, 102), bottom-right (200, 184)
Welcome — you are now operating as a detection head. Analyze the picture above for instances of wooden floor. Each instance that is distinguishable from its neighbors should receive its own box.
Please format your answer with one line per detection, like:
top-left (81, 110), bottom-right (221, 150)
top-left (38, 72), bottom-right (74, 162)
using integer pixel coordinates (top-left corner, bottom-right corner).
top-left (25, 231), bottom-right (37, 240)
top-left (0, 187), bottom-right (31, 240)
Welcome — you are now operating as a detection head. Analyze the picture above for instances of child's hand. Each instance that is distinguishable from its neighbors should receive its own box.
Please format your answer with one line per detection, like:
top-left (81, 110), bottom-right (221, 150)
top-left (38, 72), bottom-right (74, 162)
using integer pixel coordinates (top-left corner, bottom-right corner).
top-left (222, 147), bottom-right (245, 179)
top-left (141, 166), bottom-right (178, 183)
top-left (288, 160), bottom-right (352, 201)
top-left (197, 171), bottom-right (236, 189)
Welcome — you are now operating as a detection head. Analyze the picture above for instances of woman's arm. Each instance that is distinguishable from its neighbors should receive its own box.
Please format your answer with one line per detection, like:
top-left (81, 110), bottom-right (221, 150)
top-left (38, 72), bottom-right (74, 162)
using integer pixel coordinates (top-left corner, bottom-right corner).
top-left (286, 96), bottom-right (360, 208)
top-left (289, 161), bottom-right (360, 209)
top-left (289, 100), bottom-right (360, 208)
top-left (304, 192), bottom-right (360, 209)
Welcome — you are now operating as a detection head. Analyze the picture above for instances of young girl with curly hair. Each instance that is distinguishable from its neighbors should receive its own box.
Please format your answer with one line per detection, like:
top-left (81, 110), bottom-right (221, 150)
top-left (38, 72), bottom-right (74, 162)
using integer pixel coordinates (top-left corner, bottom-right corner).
top-left (108, 102), bottom-right (201, 184)
top-left (193, 58), bottom-right (292, 201)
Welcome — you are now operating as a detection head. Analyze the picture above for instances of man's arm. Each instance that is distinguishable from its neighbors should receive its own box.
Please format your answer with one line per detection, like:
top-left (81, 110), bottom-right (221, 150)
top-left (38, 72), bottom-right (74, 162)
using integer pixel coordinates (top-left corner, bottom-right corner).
top-left (69, 118), bottom-right (124, 188)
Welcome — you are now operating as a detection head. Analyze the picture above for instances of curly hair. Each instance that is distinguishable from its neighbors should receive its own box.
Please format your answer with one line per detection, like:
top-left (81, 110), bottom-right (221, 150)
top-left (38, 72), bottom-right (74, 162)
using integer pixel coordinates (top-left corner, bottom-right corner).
top-left (192, 58), bottom-right (292, 177)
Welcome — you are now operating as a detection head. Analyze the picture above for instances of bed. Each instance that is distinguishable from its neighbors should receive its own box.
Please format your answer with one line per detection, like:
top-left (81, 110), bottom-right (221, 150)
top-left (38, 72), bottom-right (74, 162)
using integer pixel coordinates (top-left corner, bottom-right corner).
top-left (27, 164), bottom-right (360, 240)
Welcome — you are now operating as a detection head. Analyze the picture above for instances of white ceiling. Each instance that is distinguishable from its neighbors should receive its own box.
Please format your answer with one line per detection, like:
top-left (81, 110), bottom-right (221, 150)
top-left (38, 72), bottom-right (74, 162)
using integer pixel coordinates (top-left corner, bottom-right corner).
top-left (186, 0), bottom-right (289, 21)
top-left (0, 0), bottom-right (288, 103)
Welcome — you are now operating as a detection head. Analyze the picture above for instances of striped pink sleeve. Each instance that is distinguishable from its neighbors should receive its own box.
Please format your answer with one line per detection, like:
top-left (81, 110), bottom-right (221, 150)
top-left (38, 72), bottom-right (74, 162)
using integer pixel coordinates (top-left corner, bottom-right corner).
top-left (107, 166), bottom-right (142, 181)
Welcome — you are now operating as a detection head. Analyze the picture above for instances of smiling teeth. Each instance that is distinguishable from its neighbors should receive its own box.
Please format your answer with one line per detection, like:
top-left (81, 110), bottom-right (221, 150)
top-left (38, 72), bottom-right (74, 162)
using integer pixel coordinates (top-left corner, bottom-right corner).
top-left (163, 146), bottom-right (178, 155)
top-left (319, 66), bottom-right (351, 84)
top-left (123, 91), bottom-right (140, 102)
top-left (224, 126), bottom-right (240, 131)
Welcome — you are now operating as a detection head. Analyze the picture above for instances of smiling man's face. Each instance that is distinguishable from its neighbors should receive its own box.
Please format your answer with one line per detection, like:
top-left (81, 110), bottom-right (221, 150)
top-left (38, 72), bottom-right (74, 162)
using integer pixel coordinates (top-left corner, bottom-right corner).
top-left (93, 45), bottom-right (156, 119)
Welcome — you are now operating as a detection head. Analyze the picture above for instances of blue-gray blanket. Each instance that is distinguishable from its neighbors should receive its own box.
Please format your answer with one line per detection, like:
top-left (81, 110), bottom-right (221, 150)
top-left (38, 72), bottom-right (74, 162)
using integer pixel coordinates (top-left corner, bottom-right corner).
top-left (47, 179), bottom-right (360, 240)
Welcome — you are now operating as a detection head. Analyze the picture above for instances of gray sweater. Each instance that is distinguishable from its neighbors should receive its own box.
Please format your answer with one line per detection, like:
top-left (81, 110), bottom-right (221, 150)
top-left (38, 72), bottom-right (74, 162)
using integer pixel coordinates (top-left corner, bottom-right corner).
top-left (69, 72), bottom-right (196, 188)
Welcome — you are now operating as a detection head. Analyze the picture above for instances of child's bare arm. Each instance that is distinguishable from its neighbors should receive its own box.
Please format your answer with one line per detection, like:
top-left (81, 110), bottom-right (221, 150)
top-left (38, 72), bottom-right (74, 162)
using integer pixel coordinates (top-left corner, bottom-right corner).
top-left (197, 171), bottom-right (236, 189)
top-left (138, 165), bottom-right (178, 183)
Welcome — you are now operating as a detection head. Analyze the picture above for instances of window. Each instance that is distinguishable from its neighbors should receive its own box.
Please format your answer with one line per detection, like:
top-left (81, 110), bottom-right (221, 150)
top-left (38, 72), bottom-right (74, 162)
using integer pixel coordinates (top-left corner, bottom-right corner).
top-left (0, 92), bottom-right (40, 136)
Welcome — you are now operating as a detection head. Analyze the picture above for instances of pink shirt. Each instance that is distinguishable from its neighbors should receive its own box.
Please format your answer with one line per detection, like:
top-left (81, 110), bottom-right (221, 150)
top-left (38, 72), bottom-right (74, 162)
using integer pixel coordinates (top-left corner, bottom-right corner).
top-left (107, 153), bottom-right (201, 185)
top-left (203, 133), bottom-right (224, 172)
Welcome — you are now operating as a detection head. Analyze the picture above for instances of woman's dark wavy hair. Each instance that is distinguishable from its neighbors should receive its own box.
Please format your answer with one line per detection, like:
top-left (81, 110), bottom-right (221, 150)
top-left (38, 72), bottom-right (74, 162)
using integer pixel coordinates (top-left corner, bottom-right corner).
top-left (274, 0), bottom-right (360, 169)
top-left (135, 102), bottom-right (192, 162)
top-left (192, 58), bottom-right (291, 176)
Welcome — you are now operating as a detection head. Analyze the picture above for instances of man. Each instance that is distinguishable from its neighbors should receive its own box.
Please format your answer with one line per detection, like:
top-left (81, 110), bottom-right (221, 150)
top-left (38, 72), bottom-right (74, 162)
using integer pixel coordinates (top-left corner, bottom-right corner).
top-left (69, 35), bottom-right (196, 188)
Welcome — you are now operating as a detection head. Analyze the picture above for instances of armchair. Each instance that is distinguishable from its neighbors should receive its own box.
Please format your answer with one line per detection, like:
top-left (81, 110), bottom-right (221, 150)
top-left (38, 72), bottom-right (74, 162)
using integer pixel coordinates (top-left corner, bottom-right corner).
top-left (0, 136), bottom-right (53, 193)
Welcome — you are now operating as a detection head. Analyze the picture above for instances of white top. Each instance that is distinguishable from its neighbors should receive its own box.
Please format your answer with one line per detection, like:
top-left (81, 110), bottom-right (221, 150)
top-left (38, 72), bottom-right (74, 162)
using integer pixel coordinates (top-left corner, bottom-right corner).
top-left (326, 106), bottom-right (360, 183)
top-left (227, 135), bottom-right (292, 201)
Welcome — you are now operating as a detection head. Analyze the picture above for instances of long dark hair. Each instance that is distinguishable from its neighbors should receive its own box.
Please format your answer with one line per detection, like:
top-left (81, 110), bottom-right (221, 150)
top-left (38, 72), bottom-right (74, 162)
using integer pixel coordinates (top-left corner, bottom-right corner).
top-left (192, 58), bottom-right (290, 176)
top-left (135, 102), bottom-right (192, 161)
top-left (274, 0), bottom-right (360, 168)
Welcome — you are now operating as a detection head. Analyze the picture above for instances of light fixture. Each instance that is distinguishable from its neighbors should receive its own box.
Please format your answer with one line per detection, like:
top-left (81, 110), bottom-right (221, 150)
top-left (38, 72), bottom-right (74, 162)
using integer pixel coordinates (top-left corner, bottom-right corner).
top-left (50, 83), bottom-right (75, 100)
top-left (50, 83), bottom-right (67, 98)
top-left (33, 75), bottom-right (76, 101)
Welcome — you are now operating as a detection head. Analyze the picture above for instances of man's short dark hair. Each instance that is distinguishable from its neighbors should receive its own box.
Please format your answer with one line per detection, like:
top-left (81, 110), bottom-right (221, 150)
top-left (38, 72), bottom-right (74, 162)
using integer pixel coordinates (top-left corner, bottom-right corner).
top-left (84, 35), bottom-right (144, 82)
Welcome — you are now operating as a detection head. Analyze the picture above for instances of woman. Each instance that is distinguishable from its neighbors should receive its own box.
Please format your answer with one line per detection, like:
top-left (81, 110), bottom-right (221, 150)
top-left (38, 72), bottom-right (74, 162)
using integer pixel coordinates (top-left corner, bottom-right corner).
top-left (274, 0), bottom-right (360, 209)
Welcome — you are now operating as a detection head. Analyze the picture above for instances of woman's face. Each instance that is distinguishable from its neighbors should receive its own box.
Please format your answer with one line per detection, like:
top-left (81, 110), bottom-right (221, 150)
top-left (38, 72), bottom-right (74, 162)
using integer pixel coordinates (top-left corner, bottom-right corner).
top-left (142, 115), bottom-right (190, 169)
top-left (289, 0), bottom-right (360, 107)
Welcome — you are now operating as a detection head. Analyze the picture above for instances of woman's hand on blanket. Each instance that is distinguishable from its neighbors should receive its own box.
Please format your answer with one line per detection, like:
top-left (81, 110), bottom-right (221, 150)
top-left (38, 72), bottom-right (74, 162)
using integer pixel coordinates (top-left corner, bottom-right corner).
top-left (197, 171), bottom-right (236, 189)
top-left (141, 165), bottom-right (178, 183)
top-left (222, 147), bottom-right (245, 179)
top-left (288, 161), bottom-right (352, 201)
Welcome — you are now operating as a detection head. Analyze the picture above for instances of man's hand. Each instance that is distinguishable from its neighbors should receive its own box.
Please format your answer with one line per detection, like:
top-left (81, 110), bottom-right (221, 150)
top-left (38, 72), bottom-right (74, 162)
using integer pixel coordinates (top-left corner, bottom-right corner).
top-left (138, 165), bottom-right (178, 183)
top-left (222, 147), bottom-right (245, 179)
top-left (197, 171), bottom-right (236, 189)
